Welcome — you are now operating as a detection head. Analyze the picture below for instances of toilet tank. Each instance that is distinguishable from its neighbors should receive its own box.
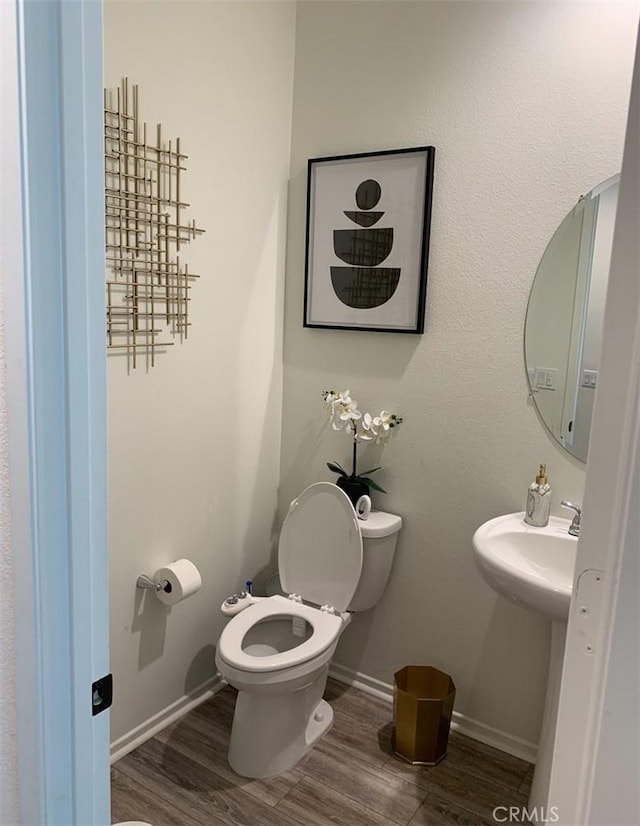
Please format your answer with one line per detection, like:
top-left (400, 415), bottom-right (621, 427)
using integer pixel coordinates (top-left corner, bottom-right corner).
top-left (348, 511), bottom-right (402, 611)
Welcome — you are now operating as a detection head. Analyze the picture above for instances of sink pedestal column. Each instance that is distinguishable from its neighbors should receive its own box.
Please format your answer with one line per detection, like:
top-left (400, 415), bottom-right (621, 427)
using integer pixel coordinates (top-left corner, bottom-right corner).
top-left (529, 620), bottom-right (567, 815)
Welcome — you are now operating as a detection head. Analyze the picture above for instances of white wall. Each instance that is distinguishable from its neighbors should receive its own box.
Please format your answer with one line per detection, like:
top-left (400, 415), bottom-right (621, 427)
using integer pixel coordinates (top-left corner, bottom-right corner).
top-left (104, 1), bottom-right (296, 743)
top-left (279, 1), bottom-right (637, 747)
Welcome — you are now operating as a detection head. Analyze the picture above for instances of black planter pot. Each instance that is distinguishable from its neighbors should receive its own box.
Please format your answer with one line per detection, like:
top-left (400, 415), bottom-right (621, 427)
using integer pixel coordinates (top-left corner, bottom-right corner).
top-left (336, 476), bottom-right (369, 507)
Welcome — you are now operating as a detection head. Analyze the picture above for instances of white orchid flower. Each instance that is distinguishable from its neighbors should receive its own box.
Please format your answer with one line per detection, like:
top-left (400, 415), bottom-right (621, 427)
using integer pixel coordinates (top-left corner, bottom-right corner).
top-left (322, 390), bottom-right (342, 415)
top-left (373, 411), bottom-right (389, 431)
top-left (339, 397), bottom-right (362, 422)
top-left (358, 412), bottom-right (379, 441)
top-left (374, 410), bottom-right (403, 444)
top-left (323, 390), bottom-right (349, 432)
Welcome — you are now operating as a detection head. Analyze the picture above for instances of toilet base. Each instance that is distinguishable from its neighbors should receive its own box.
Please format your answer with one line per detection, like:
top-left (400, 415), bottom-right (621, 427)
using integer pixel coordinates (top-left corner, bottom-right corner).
top-left (228, 666), bottom-right (333, 778)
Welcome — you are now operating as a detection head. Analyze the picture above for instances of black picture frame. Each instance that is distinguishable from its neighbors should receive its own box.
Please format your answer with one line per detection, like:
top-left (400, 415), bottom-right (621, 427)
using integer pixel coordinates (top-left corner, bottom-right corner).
top-left (303, 146), bottom-right (435, 334)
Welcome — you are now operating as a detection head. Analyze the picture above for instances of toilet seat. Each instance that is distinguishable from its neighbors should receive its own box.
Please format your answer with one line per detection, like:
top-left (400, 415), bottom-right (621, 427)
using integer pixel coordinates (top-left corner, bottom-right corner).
top-left (217, 595), bottom-right (343, 673)
top-left (219, 484), bottom-right (359, 677)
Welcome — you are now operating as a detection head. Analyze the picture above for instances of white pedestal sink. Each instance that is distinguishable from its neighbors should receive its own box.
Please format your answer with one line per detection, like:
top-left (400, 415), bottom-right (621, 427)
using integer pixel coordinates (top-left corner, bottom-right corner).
top-left (472, 513), bottom-right (578, 814)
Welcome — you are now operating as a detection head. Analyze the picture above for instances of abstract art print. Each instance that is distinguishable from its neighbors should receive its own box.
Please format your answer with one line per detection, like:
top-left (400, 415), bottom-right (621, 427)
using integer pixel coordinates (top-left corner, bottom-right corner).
top-left (304, 146), bottom-right (435, 333)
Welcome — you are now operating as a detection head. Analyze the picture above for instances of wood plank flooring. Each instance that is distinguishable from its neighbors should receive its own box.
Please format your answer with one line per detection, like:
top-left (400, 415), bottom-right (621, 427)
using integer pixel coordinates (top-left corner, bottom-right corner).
top-left (112, 679), bottom-right (532, 826)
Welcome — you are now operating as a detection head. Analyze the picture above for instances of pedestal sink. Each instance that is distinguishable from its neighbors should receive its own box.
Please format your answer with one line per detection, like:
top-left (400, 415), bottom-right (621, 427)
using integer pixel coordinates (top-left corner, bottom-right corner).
top-left (472, 513), bottom-right (578, 814)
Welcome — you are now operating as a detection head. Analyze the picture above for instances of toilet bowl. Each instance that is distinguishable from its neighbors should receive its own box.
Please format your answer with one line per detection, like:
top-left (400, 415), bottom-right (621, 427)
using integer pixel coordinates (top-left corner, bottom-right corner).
top-left (215, 482), bottom-right (402, 778)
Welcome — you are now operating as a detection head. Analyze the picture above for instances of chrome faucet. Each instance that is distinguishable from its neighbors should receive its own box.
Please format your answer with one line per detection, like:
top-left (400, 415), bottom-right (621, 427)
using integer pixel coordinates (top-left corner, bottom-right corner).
top-left (561, 501), bottom-right (581, 536)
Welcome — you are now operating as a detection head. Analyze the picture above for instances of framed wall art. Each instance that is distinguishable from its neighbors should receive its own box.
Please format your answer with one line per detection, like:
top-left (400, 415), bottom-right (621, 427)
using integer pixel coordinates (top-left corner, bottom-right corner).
top-left (303, 146), bottom-right (435, 334)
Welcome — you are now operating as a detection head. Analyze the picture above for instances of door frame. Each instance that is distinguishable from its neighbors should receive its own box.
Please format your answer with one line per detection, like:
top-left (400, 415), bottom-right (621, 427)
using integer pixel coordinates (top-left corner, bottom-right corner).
top-left (549, 24), bottom-right (640, 825)
top-left (4, 0), bottom-right (109, 822)
top-left (3, 2), bottom-right (638, 824)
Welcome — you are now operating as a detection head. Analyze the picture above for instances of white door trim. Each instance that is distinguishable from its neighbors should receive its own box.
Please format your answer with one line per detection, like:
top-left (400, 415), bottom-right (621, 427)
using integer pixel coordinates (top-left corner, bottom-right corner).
top-left (1, 0), bottom-right (41, 820)
top-left (549, 25), bottom-right (640, 825)
top-left (7, 1), bottom-right (109, 822)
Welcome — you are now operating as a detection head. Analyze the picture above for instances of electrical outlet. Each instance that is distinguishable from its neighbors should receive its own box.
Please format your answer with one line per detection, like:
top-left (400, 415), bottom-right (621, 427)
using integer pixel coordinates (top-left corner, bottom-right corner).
top-left (534, 367), bottom-right (557, 390)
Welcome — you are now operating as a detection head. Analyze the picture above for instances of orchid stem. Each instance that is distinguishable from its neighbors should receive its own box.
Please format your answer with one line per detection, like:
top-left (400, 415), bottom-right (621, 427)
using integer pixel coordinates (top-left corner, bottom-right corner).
top-left (352, 422), bottom-right (357, 478)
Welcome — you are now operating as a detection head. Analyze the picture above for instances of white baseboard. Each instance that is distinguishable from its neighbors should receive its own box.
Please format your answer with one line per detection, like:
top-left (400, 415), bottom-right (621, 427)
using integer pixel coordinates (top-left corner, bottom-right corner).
top-left (329, 661), bottom-right (396, 701)
top-left (111, 664), bottom-right (537, 767)
top-left (110, 674), bottom-right (226, 764)
top-left (329, 661), bottom-right (537, 765)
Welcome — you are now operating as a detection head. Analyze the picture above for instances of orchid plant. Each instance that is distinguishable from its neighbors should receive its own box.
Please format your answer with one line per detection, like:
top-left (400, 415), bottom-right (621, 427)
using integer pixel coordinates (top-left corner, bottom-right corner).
top-left (322, 389), bottom-right (403, 495)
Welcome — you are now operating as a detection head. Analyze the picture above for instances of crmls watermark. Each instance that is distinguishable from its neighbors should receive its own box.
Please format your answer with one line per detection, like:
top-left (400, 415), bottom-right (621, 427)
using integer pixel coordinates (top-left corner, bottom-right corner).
top-left (492, 806), bottom-right (560, 823)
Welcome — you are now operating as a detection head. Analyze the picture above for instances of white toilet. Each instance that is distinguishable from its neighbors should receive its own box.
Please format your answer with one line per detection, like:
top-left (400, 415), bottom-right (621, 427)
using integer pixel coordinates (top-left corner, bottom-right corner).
top-left (215, 481), bottom-right (402, 778)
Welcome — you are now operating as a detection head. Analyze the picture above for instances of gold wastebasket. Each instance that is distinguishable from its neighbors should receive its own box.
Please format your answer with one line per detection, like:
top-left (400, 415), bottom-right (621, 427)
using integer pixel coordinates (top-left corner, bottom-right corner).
top-left (393, 665), bottom-right (456, 765)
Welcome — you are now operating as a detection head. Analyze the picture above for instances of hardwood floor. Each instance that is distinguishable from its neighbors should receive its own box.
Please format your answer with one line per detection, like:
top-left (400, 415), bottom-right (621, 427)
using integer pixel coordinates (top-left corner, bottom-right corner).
top-left (112, 679), bottom-right (532, 826)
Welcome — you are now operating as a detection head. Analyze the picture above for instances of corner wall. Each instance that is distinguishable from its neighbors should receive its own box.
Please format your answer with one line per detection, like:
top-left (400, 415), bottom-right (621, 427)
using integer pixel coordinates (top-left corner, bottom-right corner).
top-left (105, 1), bottom-right (296, 743)
top-left (280, 1), bottom-right (637, 746)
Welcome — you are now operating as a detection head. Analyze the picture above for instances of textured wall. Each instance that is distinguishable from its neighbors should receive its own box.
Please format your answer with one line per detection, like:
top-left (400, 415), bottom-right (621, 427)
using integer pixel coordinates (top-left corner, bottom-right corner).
top-left (280, 1), bottom-right (637, 745)
top-left (105, 1), bottom-right (296, 743)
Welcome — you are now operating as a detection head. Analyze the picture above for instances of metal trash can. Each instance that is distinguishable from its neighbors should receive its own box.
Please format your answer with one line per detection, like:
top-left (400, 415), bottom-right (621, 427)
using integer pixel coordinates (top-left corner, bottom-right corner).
top-left (393, 665), bottom-right (456, 765)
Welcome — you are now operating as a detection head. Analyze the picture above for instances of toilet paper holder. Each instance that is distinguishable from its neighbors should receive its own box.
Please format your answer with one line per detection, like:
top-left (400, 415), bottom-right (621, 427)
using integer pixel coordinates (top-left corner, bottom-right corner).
top-left (136, 573), bottom-right (169, 592)
top-left (136, 559), bottom-right (201, 605)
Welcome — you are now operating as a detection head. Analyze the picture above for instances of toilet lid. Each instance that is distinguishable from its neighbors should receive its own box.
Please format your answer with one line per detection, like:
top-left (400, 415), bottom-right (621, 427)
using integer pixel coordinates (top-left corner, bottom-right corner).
top-left (279, 482), bottom-right (363, 612)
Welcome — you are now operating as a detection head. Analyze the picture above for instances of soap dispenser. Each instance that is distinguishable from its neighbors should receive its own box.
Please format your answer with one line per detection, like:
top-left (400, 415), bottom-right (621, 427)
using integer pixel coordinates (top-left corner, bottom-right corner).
top-left (525, 464), bottom-right (551, 527)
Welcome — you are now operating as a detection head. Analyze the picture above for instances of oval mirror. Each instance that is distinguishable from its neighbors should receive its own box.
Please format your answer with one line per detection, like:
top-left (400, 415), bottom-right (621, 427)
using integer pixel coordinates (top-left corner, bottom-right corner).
top-left (525, 174), bottom-right (619, 463)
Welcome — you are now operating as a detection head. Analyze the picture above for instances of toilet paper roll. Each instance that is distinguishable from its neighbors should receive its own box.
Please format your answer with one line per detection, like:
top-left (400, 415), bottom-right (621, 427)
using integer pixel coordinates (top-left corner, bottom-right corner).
top-left (154, 558), bottom-right (202, 606)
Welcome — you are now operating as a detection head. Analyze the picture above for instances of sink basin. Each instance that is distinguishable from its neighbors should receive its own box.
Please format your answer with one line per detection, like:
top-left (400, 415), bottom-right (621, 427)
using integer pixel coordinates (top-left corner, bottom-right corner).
top-left (472, 512), bottom-right (578, 621)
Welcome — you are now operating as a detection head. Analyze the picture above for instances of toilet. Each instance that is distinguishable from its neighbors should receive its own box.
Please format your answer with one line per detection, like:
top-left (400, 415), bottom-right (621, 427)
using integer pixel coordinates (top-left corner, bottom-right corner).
top-left (215, 481), bottom-right (402, 778)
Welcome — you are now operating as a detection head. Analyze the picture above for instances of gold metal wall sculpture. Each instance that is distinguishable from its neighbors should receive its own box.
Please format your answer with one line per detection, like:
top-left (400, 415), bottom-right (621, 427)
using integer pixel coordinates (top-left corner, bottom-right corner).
top-left (104, 78), bottom-right (205, 368)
